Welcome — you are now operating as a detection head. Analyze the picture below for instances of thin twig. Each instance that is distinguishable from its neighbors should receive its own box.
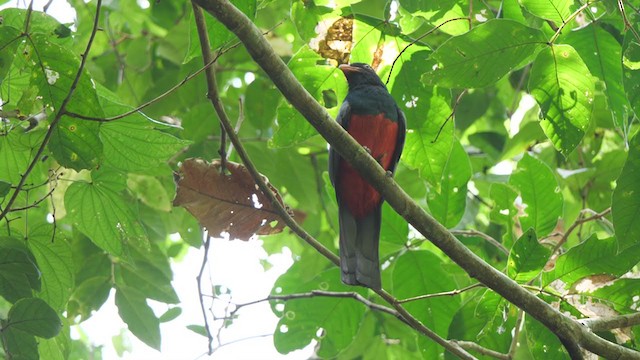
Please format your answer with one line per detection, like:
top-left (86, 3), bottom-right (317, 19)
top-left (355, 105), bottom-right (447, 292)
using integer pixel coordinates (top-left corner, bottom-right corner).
top-left (453, 341), bottom-right (509, 360)
top-left (618, 0), bottom-right (640, 41)
top-left (192, 2), bottom-right (228, 173)
top-left (508, 310), bottom-right (525, 358)
top-left (225, 98), bottom-right (244, 160)
top-left (451, 229), bottom-right (509, 256)
top-left (549, 1), bottom-right (593, 44)
top-left (398, 283), bottom-right (484, 304)
top-left (196, 236), bottom-right (214, 354)
top-left (551, 207), bottom-right (611, 254)
top-left (0, 0), bottom-right (103, 222)
top-left (234, 290), bottom-right (403, 320)
top-left (433, 89), bottom-right (467, 143)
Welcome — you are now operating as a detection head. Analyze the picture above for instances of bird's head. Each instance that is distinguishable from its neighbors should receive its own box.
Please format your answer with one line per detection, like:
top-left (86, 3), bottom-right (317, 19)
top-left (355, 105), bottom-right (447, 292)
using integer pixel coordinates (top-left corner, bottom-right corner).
top-left (338, 63), bottom-right (385, 88)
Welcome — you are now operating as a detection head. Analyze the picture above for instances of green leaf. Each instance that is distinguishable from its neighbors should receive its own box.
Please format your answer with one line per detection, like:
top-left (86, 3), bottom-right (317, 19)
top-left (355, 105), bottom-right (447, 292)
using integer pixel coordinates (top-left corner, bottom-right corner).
top-left (428, 140), bottom-right (471, 228)
top-left (0, 327), bottom-right (38, 360)
top-left (0, 26), bottom-right (22, 83)
top-left (0, 180), bottom-right (10, 197)
top-left (7, 297), bottom-right (61, 338)
top-left (507, 228), bottom-right (550, 282)
top-left (24, 34), bottom-right (104, 170)
top-left (0, 237), bottom-right (41, 302)
top-left (612, 134), bottom-right (640, 250)
top-left (271, 47), bottom-right (347, 147)
top-left (623, 25), bottom-right (640, 121)
top-left (273, 268), bottom-right (365, 357)
top-left (447, 291), bottom-right (514, 358)
top-left (489, 183), bottom-right (518, 244)
top-left (564, 24), bottom-right (629, 129)
top-left (520, 0), bottom-right (572, 24)
top-left (509, 154), bottom-right (563, 236)
top-left (380, 202), bottom-right (409, 256)
top-left (186, 324), bottom-right (208, 337)
top-left (422, 19), bottom-right (546, 88)
top-left (542, 236), bottom-right (640, 288)
top-left (184, 0), bottom-right (257, 63)
top-left (528, 44), bottom-right (596, 155)
top-left (395, 84), bottom-right (453, 187)
top-left (526, 317), bottom-right (568, 359)
top-left (589, 279), bottom-right (640, 313)
top-left (115, 286), bottom-right (161, 350)
top-left (27, 224), bottom-right (74, 311)
top-left (115, 244), bottom-right (179, 304)
top-left (245, 76), bottom-right (282, 131)
top-left (127, 174), bottom-right (172, 212)
top-left (96, 86), bottom-right (190, 172)
top-left (392, 250), bottom-right (460, 357)
top-left (159, 307), bottom-right (182, 323)
top-left (65, 169), bottom-right (148, 255)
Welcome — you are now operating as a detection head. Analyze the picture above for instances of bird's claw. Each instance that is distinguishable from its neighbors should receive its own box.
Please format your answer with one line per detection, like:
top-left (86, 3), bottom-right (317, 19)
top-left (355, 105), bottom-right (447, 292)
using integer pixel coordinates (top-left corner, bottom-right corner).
top-left (385, 170), bottom-right (393, 177)
top-left (363, 146), bottom-right (372, 155)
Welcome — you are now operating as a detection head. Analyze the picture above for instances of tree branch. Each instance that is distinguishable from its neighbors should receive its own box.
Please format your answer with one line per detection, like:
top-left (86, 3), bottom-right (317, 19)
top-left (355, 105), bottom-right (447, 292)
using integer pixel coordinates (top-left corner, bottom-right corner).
top-left (189, 3), bottom-right (474, 359)
top-left (192, 0), bottom-right (640, 358)
top-left (580, 312), bottom-right (640, 332)
top-left (453, 341), bottom-right (509, 360)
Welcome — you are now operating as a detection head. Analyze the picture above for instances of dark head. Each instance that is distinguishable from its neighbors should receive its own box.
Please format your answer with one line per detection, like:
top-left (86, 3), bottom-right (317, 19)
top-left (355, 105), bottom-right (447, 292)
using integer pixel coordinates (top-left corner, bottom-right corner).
top-left (339, 63), bottom-right (385, 88)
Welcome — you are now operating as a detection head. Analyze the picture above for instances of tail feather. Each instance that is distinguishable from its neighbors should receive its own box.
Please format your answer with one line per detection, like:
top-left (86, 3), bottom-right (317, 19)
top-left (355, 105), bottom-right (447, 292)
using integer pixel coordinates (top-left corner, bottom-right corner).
top-left (338, 205), bottom-right (358, 285)
top-left (338, 204), bottom-right (382, 289)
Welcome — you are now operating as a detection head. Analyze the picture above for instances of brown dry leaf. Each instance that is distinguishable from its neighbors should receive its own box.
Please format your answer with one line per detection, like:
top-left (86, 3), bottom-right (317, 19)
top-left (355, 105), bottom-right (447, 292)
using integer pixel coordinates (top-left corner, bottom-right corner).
top-left (173, 158), bottom-right (287, 241)
top-left (313, 17), bottom-right (353, 64)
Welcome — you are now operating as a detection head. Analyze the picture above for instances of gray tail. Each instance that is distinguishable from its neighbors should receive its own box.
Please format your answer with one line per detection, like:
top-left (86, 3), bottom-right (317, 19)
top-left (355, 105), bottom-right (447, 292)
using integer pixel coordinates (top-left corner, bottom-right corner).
top-left (338, 205), bottom-right (382, 290)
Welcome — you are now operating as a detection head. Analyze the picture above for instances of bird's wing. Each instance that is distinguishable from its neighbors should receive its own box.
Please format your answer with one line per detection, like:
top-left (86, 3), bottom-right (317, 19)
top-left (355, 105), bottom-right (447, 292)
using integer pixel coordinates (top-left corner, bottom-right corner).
top-left (328, 100), bottom-right (351, 187)
top-left (388, 107), bottom-right (406, 174)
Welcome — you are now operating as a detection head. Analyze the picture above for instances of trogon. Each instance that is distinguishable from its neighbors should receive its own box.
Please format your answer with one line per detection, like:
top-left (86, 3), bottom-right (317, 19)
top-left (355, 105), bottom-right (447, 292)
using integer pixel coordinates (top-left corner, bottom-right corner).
top-left (328, 63), bottom-right (406, 289)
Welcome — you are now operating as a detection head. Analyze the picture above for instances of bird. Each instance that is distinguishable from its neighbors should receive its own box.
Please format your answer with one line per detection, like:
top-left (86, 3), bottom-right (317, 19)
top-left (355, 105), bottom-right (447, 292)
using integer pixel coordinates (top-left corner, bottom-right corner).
top-left (328, 63), bottom-right (406, 289)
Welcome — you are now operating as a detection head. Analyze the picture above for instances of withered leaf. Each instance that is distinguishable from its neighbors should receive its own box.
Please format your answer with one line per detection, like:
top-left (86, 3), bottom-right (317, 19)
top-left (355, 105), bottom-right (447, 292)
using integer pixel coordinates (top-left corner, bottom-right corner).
top-left (173, 158), bottom-right (287, 241)
top-left (313, 17), bottom-right (353, 64)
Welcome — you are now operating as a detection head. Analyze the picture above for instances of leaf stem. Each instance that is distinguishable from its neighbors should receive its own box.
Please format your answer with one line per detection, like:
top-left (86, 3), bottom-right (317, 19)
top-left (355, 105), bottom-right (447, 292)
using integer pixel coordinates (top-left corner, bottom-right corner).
top-left (549, 1), bottom-right (593, 44)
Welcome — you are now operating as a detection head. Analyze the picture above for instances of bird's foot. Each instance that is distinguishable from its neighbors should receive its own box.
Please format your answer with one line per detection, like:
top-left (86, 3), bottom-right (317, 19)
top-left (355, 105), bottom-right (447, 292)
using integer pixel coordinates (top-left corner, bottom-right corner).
top-left (385, 170), bottom-right (393, 177)
top-left (363, 146), bottom-right (372, 155)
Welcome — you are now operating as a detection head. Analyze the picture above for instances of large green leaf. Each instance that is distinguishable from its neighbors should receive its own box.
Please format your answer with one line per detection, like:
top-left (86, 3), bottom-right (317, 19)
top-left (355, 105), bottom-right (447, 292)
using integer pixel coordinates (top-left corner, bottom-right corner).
top-left (115, 285), bottom-right (161, 350)
top-left (27, 224), bottom-right (74, 311)
top-left (542, 236), bottom-right (640, 288)
top-left (273, 268), bottom-right (365, 357)
top-left (612, 133), bottom-right (640, 250)
top-left (564, 24), bottom-right (629, 129)
top-left (489, 183), bottom-right (518, 244)
top-left (0, 26), bottom-right (22, 82)
top-left (115, 244), bottom-right (179, 304)
top-left (520, 0), bottom-right (572, 24)
top-left (0, 237), bottom-right (41, 303)
top-left (427, 140), bottom-right (471, 228)
top-left (528, 44), bottom-right (596, 155)
top-left (392, 250), bottom-right (460, 357)
top-left (507, 228), bottom-right (550, 282)
top-left (622, 24), bottom-right (640, 121)
top-left (6, 297), bottom-right (61, 338)
top-left (526, 317), bottom-right (568, 359)
top-left (271, 47), bottom-right (347, 147)
top-left (588, 279), bottom-right (640, 313)
top-left (392, 53), bottom-right (453, 187)
top-left (0, 327), bottom-right (38, 360)
top-left (65, 169), bottom-right (148, 255)
top-left (447, 291), bottom-right (515, 359)
top-left (422, 19), bottom-right (546, 88)
top-left (22, 34), bottom-right (104, 170)
top-left (509, 154), bottom-right (563, 236)
top-left (184, 0), bottom-right (257, 63)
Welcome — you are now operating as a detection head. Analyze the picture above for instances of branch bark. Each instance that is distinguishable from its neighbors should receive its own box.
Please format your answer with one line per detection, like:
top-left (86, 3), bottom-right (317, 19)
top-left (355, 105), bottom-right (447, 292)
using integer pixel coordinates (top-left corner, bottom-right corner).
top-left (192, 0), bottom-right (640, 358)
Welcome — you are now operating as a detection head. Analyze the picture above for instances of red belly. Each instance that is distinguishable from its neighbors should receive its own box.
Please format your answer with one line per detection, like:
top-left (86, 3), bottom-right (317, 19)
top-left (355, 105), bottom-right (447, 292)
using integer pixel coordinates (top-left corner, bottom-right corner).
top-left (338, 114), bottom-right (398, 218)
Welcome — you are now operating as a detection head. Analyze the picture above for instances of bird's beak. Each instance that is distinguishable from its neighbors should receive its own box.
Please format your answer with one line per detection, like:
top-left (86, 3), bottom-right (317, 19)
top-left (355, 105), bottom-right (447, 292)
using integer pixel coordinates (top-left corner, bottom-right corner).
top-left (338, 64), bottom-right (361, 74)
